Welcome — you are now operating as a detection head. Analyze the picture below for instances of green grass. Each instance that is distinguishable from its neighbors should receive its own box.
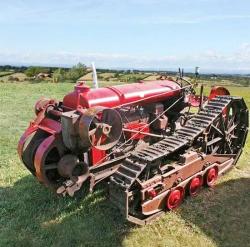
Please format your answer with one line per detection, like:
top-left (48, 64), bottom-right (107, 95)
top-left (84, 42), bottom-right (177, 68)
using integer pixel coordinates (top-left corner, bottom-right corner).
top-left (0, 71), bottom-right (12, 76)
top-left (0, 72), bottom-right (27, 83)
top-left (118, 73), bottom-right (147, 82)
top-left (0, 82), bottom-right (249, 247)
top-left (0, 71), bottom-right (15, 78)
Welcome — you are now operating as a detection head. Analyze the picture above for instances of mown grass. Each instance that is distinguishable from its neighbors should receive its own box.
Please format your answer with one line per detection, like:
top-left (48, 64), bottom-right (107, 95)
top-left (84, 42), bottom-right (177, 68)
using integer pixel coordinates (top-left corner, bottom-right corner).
top-left (0, 82), bottom-right (249, 247)
top-left (0, 71), bottom-right (14, 77)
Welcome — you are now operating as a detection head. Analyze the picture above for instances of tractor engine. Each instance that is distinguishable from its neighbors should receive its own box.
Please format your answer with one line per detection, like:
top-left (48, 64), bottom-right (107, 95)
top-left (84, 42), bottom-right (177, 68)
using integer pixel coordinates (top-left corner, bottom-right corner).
top-left (18, 80), bottom-right (186, 196)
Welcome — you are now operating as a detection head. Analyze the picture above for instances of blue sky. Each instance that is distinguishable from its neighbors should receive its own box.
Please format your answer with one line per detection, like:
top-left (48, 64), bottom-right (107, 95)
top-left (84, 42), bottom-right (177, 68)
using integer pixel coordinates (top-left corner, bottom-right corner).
top-left (0, 0), bottom-right (250, 73)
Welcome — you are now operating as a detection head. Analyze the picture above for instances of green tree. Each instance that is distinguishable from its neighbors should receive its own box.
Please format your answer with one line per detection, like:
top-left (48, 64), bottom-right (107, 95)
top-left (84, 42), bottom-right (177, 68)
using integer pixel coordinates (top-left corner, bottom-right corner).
top-left (65, 63), bottom-right (87, 81)
top-left (52, 68), bottom-right (65, 83)
top-left (25, 67), bottom-right (37, 77)
top-left (25, 66), bottom-right (50, 77)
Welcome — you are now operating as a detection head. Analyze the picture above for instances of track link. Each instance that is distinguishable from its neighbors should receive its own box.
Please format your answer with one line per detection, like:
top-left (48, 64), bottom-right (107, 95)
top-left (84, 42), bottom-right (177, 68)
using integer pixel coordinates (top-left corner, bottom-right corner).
top-left (109, 96), bottom-right (241, 219)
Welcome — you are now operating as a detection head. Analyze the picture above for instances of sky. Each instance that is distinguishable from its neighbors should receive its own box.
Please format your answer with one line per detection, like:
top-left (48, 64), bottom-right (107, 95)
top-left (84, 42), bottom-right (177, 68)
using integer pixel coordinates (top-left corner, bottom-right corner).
top-left (0, 0), bottom-right (250, 73)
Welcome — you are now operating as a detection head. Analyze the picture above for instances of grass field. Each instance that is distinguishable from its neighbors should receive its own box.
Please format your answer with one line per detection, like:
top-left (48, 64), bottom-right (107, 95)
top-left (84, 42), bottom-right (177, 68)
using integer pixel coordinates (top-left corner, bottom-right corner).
top-left (0, 72), bottom-right (27, 83)
top-left (0, 82), bottom-right (249, 247)
top-left (0, 71), bottom-right (14, 77)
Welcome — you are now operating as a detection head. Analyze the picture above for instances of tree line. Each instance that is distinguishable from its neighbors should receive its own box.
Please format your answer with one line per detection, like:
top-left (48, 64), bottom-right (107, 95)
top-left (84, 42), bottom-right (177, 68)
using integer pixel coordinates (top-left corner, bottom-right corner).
top-left (23, 63), bottom-right (87, 82)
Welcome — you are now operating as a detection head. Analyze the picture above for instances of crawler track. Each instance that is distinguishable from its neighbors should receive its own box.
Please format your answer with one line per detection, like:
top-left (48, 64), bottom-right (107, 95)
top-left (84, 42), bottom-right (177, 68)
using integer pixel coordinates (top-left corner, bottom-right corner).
top-left (109, 96), bottom-right (248, 224)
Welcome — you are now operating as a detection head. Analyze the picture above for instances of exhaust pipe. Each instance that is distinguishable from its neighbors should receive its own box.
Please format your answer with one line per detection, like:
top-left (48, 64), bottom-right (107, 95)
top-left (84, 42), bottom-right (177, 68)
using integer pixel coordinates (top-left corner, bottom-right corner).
top-left (91, 62), bottom-right (98, 88)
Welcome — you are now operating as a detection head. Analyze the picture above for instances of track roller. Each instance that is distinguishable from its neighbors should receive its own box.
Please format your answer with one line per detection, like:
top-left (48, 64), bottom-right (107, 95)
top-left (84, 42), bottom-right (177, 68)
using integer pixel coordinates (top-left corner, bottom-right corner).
top-left (188, 175), bottom-right (203, 196)
top-left (205, 167), bottom-right (218, 187)
top-left (166, 187), bottom-right (185, 210)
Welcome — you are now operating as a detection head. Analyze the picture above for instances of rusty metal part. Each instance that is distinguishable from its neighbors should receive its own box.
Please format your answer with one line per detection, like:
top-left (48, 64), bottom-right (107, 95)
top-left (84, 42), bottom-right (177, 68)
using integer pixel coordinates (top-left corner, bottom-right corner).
top-left (122, 128), bottom-right (164, 138)
top-left (109, 96), bottom-right (248, 225)
top-left (56, 177), bottom-right (86, 197)
top-left (79, 107), bottom-right (123, 150)
top-left (34, 98), bottom-right (56, 115)
top-left (56, 161), bottom-right (90, 197)
top-left (57, 155), bottom-right (126, 196)
top-left (93, 96), bottom-right (185, 167)
top-left (60, 110), bottom-right (81, 151)
top-left (57, 154), bottom-right (89, 181)
top-left (203, 98), bottom-right (248, 155)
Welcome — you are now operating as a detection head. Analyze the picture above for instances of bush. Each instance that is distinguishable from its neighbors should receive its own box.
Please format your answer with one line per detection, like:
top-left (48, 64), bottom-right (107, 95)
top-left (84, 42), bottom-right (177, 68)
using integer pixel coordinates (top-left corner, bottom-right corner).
top-left (25, 67), bottom-right (50, 77)
top-left (52, 68), bottom-right (65, 83)
top-left (64, 63), bottom-right (87, 81)
top-left (52, 63), bottom-right (87, 82)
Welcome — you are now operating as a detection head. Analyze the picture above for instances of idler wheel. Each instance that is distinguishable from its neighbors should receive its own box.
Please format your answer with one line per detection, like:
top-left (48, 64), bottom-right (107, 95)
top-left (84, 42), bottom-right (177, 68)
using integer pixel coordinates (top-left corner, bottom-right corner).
top-left (204, 97), bottom-right (248, 155)
top-left (205, 167), bottom-right (218, 187)
top-left (166, 187), bottom-right (184, 210)
top-left (188, 176), bottom-right (203, 196)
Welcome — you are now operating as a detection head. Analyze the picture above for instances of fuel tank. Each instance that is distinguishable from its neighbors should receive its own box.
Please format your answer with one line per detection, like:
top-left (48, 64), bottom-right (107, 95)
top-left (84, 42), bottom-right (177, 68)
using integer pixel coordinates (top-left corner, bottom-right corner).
top-left (63, 80), bottom-right (182, 109)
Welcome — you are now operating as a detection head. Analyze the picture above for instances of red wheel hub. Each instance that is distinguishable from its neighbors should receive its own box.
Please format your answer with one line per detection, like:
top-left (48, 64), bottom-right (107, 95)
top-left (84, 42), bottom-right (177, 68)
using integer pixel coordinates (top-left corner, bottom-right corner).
top-left (206, 167), bottom-right (218, 187)
top-left (166, 187), bottom-right (184, 210)
top-left (189, 176), bottom-right (203, 196)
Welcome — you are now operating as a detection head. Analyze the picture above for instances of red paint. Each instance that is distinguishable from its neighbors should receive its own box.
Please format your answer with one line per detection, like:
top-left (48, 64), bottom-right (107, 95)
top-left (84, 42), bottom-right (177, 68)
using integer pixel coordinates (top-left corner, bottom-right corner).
top-left (208, 86), bottom-right (230, 116)
top-left (90, 147), bottom-right (106, 165)
top-left (34, 135), bottom-right (56, 183)
top-left (188, 94), bottom-right (208, 107)
top-left (63, 80), bottom-right (181, 109)
top-left (18, 80), bottom-right (181, 177)
top-left (124, 122), bottom-right (149, 140)
top-left (34, 98), bottom-right (56, 115)
top-left (38, 118), bottom-right (62, 134)
top-left (189, 176), bottom-right (203, 196)
top-left (166, 187), bottom-right (184, 210)
top-left (205, 167), bottom-right (218, 187)
top-left (208, 86), bottom-right (230, 100)
top-left (147, 188), bottom-right (157, 198)
top-left (17, 126), bottom-right (39, 159)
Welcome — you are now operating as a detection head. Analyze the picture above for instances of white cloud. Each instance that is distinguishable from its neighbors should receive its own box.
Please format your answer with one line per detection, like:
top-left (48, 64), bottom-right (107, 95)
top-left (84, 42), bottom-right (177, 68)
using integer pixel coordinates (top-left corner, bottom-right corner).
top-left (1, 43), bottom-right (250, 73)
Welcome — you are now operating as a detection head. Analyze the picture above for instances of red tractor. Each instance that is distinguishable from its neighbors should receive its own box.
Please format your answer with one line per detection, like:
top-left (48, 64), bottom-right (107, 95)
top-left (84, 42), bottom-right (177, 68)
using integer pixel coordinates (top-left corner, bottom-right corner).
top-left (18, 78), bottom-right (248, 224)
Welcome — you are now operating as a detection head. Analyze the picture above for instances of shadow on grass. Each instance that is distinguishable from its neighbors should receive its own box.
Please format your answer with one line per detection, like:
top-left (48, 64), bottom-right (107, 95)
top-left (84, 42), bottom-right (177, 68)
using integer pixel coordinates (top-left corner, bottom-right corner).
top-left (0, 176), bottom-right (132, 247)
top-left (1, 175), bottom-right (249, 247)
top-left (178, 177), bottom-right (250, 247)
